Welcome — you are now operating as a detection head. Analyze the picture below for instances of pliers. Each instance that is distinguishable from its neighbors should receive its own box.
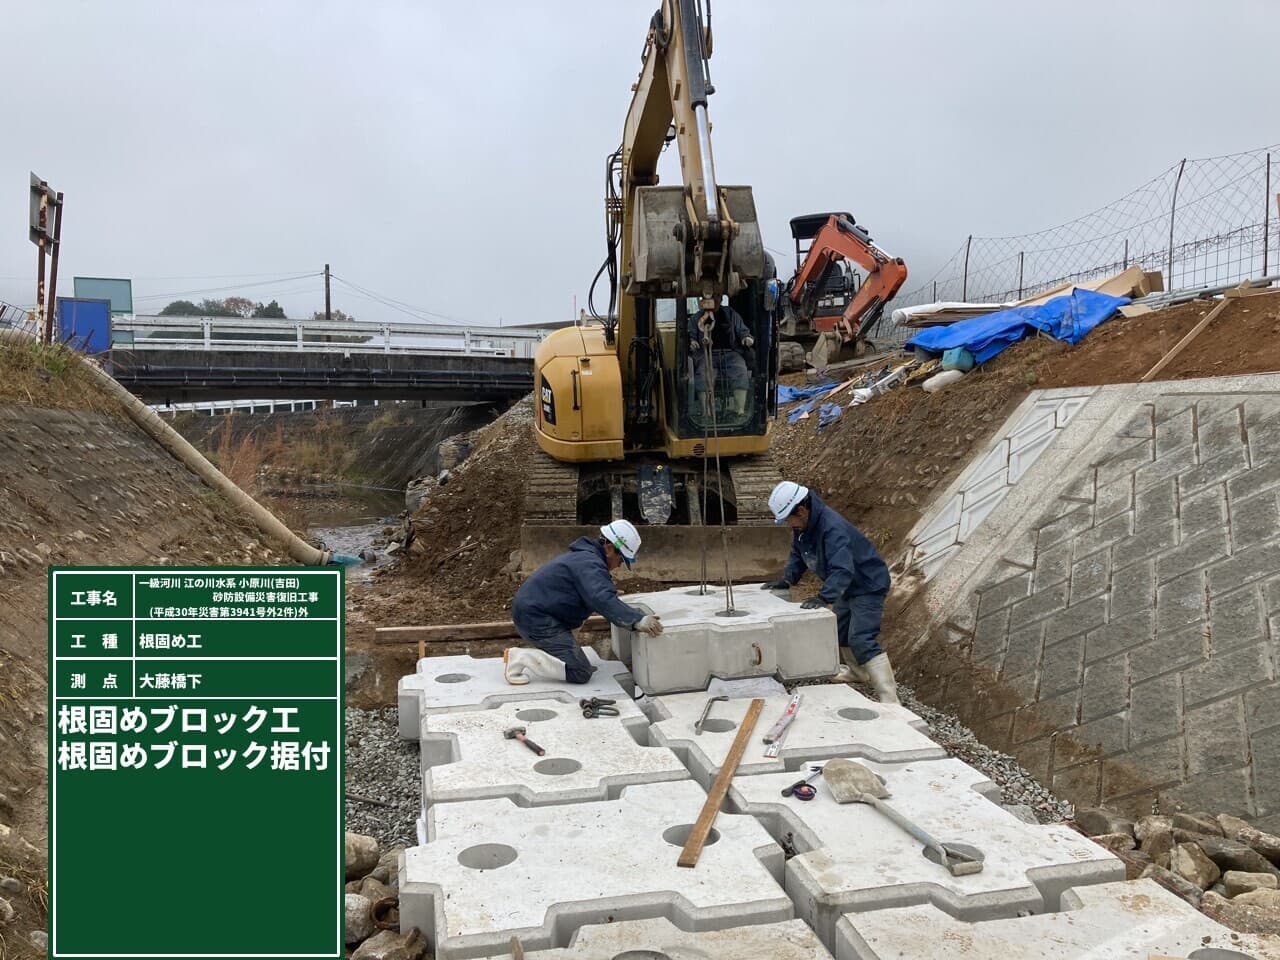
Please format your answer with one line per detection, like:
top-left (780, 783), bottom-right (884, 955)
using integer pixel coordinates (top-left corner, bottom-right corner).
top-left (580, 697), bottom-right (620, 718)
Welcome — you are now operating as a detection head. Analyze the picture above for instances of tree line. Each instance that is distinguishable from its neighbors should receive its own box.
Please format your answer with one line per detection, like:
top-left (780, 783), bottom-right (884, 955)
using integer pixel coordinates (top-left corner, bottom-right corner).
top-left (157, 297), bottom-right (353, 323)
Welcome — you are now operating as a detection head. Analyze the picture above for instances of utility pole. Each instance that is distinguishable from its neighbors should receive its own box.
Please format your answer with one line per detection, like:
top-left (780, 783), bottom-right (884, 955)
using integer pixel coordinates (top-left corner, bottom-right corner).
top-left (324, 263), bottom-right (331, 323)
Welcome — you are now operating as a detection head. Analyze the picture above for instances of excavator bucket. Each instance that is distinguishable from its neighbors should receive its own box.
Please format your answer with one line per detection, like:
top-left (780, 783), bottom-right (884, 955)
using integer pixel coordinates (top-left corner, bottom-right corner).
top-left (631, 185), bottom-right (766, 294)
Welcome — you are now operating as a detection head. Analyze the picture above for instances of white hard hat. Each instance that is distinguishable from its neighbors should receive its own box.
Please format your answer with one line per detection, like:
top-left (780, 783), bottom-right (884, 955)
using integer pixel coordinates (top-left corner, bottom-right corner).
top-left (601, 519), bottom-right (642, 565)
top-left (769, 481), bottom-right (809, 523)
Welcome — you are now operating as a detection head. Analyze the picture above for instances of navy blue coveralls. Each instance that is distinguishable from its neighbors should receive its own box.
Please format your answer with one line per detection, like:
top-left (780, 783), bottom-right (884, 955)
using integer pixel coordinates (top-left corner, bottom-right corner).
top-left (511, 537), bottom-right (646, 683)
top-left (781, 492), bottom-right (891, 665)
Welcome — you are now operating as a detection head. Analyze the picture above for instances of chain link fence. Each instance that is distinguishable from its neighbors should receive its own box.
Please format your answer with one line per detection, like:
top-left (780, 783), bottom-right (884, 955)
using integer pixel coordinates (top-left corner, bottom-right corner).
top-left (874, 143), bottom-right (1279, 346)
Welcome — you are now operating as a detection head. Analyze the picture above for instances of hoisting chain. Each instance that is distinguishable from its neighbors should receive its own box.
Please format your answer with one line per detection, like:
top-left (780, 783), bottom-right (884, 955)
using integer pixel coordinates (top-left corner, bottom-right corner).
top-left (697, 309), bottom-right (735, 614)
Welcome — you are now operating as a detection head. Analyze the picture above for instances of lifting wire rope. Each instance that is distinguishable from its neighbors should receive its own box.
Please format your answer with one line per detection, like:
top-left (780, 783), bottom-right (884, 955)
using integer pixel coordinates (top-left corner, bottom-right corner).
top-left (696, 308), bottom-right (735, 614)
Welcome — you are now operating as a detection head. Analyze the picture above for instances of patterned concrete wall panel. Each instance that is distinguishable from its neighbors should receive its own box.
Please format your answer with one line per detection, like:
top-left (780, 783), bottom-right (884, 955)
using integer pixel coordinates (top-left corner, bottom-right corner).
top-left (904, 389), bottom-right (1097, 581)
top-left (913, 373), bottom-right (1280, 831)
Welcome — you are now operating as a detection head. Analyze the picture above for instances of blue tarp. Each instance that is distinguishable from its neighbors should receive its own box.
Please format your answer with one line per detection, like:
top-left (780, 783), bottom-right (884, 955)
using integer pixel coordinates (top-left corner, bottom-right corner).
top-left (787, 397), bottom-right (822, 423)
top-left (778, 382), bottom-right (835, 404)
top-left (817, 402), bottom-right (843, 429)
top-left (905, 288), bottom-right (1130, 364)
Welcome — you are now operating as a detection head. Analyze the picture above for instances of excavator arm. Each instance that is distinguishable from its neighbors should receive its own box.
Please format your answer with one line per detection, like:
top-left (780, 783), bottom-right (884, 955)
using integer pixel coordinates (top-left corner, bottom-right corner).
top-left (788, 213), bottom-right (907, 344)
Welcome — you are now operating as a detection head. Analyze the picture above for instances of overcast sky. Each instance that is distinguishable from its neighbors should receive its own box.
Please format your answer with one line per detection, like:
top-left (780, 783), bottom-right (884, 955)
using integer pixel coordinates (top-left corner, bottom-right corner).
top-left (2, 0), bottom-right (1276, 327)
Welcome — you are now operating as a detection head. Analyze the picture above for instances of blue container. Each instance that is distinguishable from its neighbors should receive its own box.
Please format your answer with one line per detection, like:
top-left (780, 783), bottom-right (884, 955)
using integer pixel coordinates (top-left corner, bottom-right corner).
top-left (58, 298), bottom-right (113, 353)
top-left (941, 347), bottom-right (975, 372)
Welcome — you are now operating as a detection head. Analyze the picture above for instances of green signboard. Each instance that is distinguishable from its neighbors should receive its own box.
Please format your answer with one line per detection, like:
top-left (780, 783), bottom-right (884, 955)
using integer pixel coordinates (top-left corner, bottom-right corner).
top-left (49, 568), bottom-right (344, 959)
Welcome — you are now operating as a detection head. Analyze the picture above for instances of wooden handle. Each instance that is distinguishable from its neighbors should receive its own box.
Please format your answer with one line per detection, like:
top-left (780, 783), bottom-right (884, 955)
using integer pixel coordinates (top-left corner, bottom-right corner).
top-left (678, 698), bottom-right (764, 868)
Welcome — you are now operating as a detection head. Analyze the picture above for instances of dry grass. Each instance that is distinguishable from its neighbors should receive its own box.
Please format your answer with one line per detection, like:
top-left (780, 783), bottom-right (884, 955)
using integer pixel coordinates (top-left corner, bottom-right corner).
top-left (0, 338), bottom-right (125, 418)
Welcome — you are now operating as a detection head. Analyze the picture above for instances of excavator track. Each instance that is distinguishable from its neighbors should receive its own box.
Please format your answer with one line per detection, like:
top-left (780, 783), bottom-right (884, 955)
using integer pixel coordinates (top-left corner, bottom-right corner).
top-left (728, 453), bottom-right (785, 524)
top-left (523, 451), bottom-right (580, 525)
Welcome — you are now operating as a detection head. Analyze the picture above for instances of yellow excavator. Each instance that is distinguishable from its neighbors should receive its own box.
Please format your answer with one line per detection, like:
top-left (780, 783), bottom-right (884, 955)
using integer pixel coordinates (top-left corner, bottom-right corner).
top-left (521, 0), bottom-right (789, 582)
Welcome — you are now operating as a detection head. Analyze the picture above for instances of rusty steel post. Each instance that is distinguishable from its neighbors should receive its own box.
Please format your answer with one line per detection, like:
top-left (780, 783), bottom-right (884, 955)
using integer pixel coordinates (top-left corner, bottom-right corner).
top-left (932, 280), bottom-right (937, 302)
top-left (1017, 251), bottom-right (1024, 299)
top-left (1167, 158), bottom-right (1186, 288)
top-left (324, 263), bottom-right (331, 324)
top-left (1124, 238), bottom-right (1129, 269)
top-left (46, 192), bottom-right (65, 343)
top-left (962, 234), bottom-right (972, 301)
top-left (37, 191), bottom-right (48, 343)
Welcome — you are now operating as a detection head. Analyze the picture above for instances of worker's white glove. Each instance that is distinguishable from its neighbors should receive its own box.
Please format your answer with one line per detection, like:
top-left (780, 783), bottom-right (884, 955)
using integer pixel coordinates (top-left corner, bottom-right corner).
top-left (689, 341), bottom-right (700, 353)
top-left (742, 336), bottom-right (755, 348)
top-left (636, 615), bottom-right (664, 636)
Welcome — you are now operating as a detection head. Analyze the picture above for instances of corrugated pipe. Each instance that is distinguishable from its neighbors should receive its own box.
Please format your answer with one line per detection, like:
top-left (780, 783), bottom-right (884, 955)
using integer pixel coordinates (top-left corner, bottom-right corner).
top-left (0, 327), bottom-right (333, 566)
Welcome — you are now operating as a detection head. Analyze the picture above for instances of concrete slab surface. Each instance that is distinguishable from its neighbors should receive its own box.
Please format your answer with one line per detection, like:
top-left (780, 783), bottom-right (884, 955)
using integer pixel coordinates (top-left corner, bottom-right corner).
top-left (836, 878), bottom-right (1280, 960)
top-left (727, 758), bottom-right (1124, 950)
top-left (420, 700), bottom-right (686, 808)
top-left (612, 587), bottom-right (838, 694)
top-left (525, 917), bottom-right (833, 959)
top-left (649, 684), bottom-right (945, 788)
top-left (400, 780), bottom-right (791, 959)
top-left (397, 650), bottom-right (632, 738)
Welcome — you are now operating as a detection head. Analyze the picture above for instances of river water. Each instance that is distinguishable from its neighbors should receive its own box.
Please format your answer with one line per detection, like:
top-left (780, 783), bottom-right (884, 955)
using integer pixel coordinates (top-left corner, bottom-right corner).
top-left (276, 483), bottom-right (407, 581)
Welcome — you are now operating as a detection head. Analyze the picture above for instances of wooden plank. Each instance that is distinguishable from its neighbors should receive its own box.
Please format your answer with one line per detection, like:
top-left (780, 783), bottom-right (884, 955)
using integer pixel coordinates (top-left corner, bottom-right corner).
top-left (677, 697), bottom-right (764, 868)
top-left (376, 616), bottom-right (609, 645)
top-left (1140, 297), bottom-right (1232, 383)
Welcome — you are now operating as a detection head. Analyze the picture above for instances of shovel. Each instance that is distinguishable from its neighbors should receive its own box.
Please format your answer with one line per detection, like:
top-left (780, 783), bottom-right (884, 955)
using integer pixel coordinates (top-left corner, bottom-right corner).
top-left (822, 758), bottom-right (984, 876)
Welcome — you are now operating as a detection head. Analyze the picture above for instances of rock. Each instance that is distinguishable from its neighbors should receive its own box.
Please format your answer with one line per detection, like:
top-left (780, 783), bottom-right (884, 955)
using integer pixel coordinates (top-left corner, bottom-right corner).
top-left (1195, 837), bottom-right (1280, 879)
top-left (1114, 847), bottom-right (1154, 880)
top-left (1209, 882), bottom-right (1227, 896)
top-left (1001, 803), bottom-right (1039, 825)
top-left (1171, 811), bottom-right (1223, 836)
top-left (0, 793), bottom-right (12, 821)
top-left (1075, 807), bottom-right (1134, 838)
top-left (370, 846), bottom-right (404, 886)
top-left (345, 653), bottom-right (372, 693)
top-left (359, 876), bottom-right (394, 903)
top-left (1140, 863), bottom-right (1204, 907)
top-left (29, 931), bottom-right (47, 950)
top-left (1218, 812), bottom-right (1253, 838)
top-left (1236, 888), bottom-right (1280, 908)
top-left (1091, 832), bottom-right (1136, 853)
top-left (1224, 871), bottom-right (1279, 898)
top-left (345, 893), bottom-right (374, 945)
top-left (1235, 825), bottom-right (1280, 866)
top-left (350, 928), bottom-right (429, 960)
top-left (1171, 842), bottom-right (1221, 889)
top-left (0, 897), bottom-right (12, 922)
top-left (1200, 890), bottom-right (1280, 936)
top-left (1140, 828), bottom-right (1175, 869)
top-left (345, 879), bottom-right (364, 895)
top-left (0, 877), bottom-right (21, 895)
top-left (1134, 814), bottom-right (1173, 842)
top-left (345, 831), bottom-right (381, 881)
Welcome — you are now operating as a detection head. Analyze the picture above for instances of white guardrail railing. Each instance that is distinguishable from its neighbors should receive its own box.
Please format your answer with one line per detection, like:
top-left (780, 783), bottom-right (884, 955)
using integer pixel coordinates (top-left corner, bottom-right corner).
top-left (113, 315), bottom-right (557, 359)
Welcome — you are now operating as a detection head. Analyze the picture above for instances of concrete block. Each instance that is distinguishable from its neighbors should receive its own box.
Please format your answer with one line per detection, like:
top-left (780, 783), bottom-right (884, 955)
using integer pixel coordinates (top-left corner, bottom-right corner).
top-left (648, 685), bottom-right (945, 789)
top-left (834, 878), bottom-right (1280, 960)
top-left (400, 780), bottom-right (791, 959)
top-left (613, 587), bottom-right (838, 695)
top-left (419, 700), bottom-right (683, 808)
top-left (727, 758), bottom-right (1123, 949)
top-left (397, 650), bottom-right (632, 739)
top-left (524, 918), bottom-right (833, 960)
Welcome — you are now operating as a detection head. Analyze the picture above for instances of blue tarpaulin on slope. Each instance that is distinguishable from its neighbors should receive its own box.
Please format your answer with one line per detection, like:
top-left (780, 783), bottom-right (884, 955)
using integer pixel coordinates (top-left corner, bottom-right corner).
top-left (778, 382), bottom-right (835, 404)
top-left (817, 402), bottom-right (843, 429)
top-left (905, 288), bottom-right (1130, 364)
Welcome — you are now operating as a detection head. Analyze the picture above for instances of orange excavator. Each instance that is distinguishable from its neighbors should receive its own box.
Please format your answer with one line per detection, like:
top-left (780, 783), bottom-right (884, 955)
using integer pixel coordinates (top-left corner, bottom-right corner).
top-left (780, 212), bottom-right (908, 367)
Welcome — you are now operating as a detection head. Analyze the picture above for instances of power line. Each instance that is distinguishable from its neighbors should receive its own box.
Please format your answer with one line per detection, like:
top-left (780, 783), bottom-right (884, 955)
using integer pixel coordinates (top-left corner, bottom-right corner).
top-left (132, 272), bottom-right (322, 302)
top-left (329, 274), bottom-right (471, 325)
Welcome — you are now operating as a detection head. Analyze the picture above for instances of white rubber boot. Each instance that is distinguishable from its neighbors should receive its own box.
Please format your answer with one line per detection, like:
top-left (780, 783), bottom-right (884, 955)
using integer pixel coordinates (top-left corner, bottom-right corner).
top-left (833, 647), bottom-right (870, 684)
top-left (864, 652), bottom-right (899, 704)
top-left (503, 647), bottom-right (567, 685)
top-left (732, 389), bottom-right (748, 415)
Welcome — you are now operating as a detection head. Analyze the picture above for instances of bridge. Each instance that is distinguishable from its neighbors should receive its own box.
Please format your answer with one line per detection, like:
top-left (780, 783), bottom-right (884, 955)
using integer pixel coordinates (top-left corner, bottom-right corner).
top-left (108, 315), bottom-right (558, 404)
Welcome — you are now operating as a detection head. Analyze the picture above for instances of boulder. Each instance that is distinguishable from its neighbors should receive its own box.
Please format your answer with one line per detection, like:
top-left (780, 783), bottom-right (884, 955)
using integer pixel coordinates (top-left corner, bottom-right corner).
top-left (1236, 825), bottom-right (1280, 866)
top-left (1134, 815), bottom-right (1173, 842)
top-left (1140, 828), bottom-right (1175, 869)
top-left (1140, 864), bottom-right (1203, 907)
top-left (1195, 837), bottom-right (1280, 879)
top-left (345, 831), bottom-right (381, 881)
top-left (0, 877), bottom-right (21, 895)
top-left (1235, 888), bottom-right (1280, 908)
top-left (1224, 870), bottom-right (1278, 898)
top-left (1217, 813), bottom-right (1253, 838)
top-left (351, 928), bottom-right (429, 960)
top-left (370, 846), bottom-right (404, 886)
top-left (1001, 803), bottom-right (1039, 825)
top-left (1170, 842), bottom-right (1220, 890)
top-left (345, 893), bottom-right (374, 945)
top-left (358, 877), bottom-right (394, 904)
top-left (1200, 890), bottom-right (1280, 936)
top-left (1171, 811), bottom-right (1223, 836)
top-left (29, 931), bottom-right (47, 951)
top-left (0, 897), bottom-right (13, 923)
top-left (1075, 807), bottom-right (1135, 838)
top-left (1091, 832), bottom-right (1136, 853)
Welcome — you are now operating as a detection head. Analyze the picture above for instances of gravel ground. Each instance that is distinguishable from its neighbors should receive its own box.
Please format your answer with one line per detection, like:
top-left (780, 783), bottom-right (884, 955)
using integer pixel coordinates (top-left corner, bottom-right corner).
top-left (344, 707), bottom-right (420, 849)
top-left (341, 680), bottom-right (1071, 847)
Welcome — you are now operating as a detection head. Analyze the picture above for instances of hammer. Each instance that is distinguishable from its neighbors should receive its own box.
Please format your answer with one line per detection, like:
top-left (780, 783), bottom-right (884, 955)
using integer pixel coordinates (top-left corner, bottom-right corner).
top-left (503, 727), bottom-right (545, 756)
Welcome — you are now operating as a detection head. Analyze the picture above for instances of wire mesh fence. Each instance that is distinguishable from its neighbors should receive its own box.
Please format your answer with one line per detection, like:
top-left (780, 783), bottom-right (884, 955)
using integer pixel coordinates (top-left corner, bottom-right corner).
top-left (873, 143), bottom-right (1279, 347)
top-left (0, 301), bottom-right (39, 337)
